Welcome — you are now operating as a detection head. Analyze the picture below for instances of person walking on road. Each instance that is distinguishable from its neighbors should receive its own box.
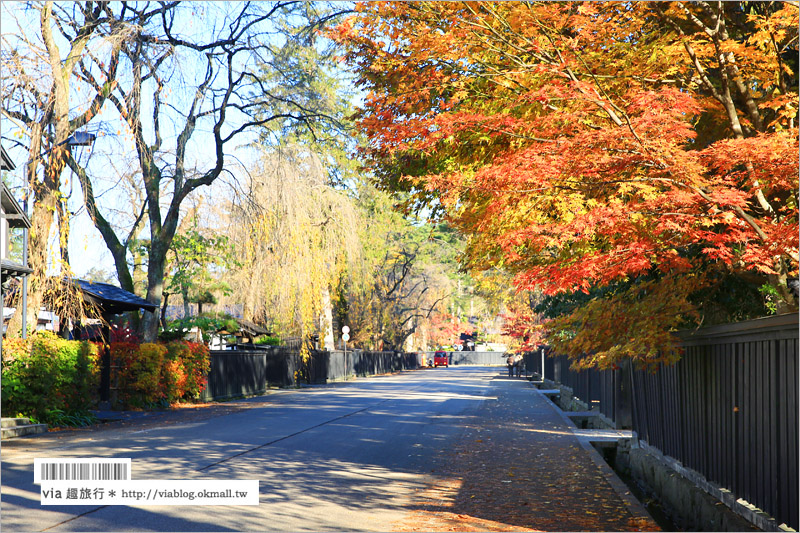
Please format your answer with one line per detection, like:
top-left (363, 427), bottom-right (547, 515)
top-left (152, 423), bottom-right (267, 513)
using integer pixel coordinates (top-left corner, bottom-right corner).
top-left (514, 354), bottom-right (524, 378)
top-left (506, 354), bottom-right (515, 377)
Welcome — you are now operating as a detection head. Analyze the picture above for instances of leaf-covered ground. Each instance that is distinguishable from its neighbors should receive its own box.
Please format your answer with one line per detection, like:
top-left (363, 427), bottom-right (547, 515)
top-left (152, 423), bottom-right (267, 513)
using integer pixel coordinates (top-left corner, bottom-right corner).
top-left (395, 375), bottom-right (660, 531)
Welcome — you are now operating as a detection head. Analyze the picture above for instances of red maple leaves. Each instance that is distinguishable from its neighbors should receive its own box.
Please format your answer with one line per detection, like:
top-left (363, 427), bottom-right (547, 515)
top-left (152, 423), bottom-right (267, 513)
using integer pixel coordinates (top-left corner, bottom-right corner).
top-left (334, 2), bottom-right (799, 367)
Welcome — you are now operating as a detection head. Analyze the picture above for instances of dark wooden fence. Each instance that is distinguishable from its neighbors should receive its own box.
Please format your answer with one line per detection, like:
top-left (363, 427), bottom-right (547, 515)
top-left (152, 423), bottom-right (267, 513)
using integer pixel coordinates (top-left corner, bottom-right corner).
top-left (202, 348), bottom-right (423, 401)
top-left (202, 350), bottom-right (270, 400)
top-left (306, 350), bottom-right (420, 383)
top-left (523, 348), bottom-right (631, 425)
top-left (531, 313), bottom-right (798, 530)
top-left (631, 313), bottom-right (798, 531)
top-left (523, 348), bottom-right (549, 380)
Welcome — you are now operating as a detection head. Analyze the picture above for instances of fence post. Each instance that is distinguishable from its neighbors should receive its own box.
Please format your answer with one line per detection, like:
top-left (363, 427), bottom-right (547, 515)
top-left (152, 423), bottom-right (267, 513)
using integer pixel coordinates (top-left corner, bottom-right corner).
top-left (554, 354), bottom-right (560, 383)
top-left (541, 347), bottom-right (545, 380)
top-left (99, 323), bottom-right (111, 405)
top-left (615, 358), bottom-right (633, 429)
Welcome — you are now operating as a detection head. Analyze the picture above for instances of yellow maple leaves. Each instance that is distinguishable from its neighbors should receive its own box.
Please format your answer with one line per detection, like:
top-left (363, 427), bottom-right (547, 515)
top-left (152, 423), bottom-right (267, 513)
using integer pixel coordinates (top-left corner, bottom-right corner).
top-left (335, 1), bottom-right (799, 367)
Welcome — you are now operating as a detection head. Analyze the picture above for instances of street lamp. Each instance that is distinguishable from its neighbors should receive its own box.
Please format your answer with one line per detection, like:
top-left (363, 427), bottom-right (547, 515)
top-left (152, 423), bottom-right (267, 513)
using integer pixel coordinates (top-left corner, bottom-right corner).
top-left (64, 131), bottom-right (97, 146)
top-left (18, 131), bottom-right (97, 338)
top-left (39, 131), bottom-right (97, 157)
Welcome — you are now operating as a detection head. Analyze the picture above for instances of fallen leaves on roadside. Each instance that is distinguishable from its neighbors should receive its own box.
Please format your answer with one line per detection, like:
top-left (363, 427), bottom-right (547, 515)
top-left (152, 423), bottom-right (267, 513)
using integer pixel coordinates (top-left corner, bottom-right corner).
top-left (394, 386), bottom-right (660, 532)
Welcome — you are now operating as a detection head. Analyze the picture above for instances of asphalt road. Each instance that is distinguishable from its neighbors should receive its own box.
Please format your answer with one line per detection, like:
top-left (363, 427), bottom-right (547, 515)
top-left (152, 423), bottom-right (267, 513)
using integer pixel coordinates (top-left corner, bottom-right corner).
top-left (2, 367), bottom-right (500, 532)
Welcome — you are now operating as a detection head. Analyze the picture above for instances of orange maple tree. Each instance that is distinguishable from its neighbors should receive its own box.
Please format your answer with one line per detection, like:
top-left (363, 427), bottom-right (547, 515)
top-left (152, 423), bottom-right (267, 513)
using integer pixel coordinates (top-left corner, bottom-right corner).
top-left (333, 2), bottom-right (799, 369)
top-left (425, 312), bottom-right (474, 349)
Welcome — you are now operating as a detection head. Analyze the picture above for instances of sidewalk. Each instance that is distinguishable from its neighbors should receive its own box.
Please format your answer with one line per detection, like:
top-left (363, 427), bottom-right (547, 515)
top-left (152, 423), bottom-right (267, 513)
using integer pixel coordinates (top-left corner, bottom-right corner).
top-left (396, 372), bottom-right (660, 532)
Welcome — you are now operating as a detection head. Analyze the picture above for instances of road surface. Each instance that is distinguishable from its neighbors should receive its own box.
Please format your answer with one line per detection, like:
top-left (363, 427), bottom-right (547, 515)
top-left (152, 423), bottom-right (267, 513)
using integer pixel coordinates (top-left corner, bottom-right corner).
top-left (2, 366), bottom-right (656, 532)
top-left (2, 367), bottom-right (499, 531)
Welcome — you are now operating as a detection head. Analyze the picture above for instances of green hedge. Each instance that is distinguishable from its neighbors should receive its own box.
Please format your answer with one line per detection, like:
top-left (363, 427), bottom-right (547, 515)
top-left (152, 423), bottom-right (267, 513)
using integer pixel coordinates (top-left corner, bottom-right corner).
top-left (254, 335), bottom-right (281, 346)
top-left (1, 331), bottom-right (100, 425)
top-left (159, 314), bottom-right (240, 343)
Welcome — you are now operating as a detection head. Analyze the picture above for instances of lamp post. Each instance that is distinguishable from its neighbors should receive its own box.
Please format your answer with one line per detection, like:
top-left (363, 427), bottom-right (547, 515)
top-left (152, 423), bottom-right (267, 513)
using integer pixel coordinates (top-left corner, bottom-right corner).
top-left (342, 326), bottom-right (350, 379)
top-left (20, 131), bottom-right (97, 338)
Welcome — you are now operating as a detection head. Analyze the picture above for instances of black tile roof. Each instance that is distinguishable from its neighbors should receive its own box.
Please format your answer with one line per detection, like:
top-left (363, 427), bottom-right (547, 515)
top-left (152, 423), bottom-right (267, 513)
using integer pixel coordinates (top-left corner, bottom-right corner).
top-left (237, 318), bottom-right (270, 336)
top-left (1, 258), bottom-right (32, 278)
top-left (1, 183), bottom-right (31, 228)
top-left (1, 145), bottom-right (15, 171)
top-left (74, 278), bottom-right (158, 315)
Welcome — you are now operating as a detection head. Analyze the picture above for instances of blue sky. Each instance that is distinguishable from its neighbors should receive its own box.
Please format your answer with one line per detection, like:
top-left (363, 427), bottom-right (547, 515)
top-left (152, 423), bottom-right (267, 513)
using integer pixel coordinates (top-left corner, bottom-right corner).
top-left (0, 2), bottom-right (280, 280)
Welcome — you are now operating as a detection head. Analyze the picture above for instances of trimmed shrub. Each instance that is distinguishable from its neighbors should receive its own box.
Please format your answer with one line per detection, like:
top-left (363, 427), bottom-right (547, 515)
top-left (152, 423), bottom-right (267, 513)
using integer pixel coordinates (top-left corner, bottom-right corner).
top-left (134, 343), bottom-right (167, 404)
top-left (175, 341), bottom-right (210, 400)
top-left (111, 341), bottom-right (210, 407)
top-left (112, 342), bottom-right (166, 408)
top-left (254, 335), bottom-right (281, 346)
top-left (1, 331), bottom-right (100, 425)
top-left (2, 335), bottom-right (212, 415)
top-left (162, 342), bottom-right (189, 403)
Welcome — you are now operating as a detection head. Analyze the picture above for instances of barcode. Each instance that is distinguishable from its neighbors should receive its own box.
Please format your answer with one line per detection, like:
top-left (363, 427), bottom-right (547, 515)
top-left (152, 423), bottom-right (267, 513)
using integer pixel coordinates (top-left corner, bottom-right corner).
top-left (41, 462), bottom-right (128, 481)
top-left (34, 458), bottom-right (131, 484)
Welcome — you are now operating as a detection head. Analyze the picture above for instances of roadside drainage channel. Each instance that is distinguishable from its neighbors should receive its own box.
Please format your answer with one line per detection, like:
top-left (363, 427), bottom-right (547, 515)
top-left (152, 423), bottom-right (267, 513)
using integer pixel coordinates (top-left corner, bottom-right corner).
top-left (530, 381), bottom-right (659, 529)
top-left (532, 381), bottom-right (773, 532)
top-left (591, 440), bottom-right (681, 532)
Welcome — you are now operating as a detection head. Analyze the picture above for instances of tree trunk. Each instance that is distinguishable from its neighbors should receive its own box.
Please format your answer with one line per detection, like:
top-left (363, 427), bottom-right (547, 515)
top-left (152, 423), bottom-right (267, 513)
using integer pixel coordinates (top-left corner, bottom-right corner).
top-left (770, 270), bottom-right (798, 314)
top-left (319, 285), bottom-right (334, 350)
top-left (182, 283), bottom-right (190, 318)
top-left (140, 239), bottom-right (167, 342)
top-left (56, 195), bottom-right (70, 267)
top-left (7, 185), bottom-right (56, 336)
top-left (131, 243), bottom-right (147, 298)
top-left (160, 292), bottom-right (170, 329)
top-left (9, 2), bottom-right (88, 336)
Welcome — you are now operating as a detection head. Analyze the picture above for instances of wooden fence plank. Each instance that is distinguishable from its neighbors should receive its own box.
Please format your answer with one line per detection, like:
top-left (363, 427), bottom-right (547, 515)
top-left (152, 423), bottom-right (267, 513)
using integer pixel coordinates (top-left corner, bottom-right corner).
top-left (787, 339), bottom-right (799, 529)
top-left (769, 340), bottom-right (779, 523)
top-left (778, 339), bottom-right (789, 527)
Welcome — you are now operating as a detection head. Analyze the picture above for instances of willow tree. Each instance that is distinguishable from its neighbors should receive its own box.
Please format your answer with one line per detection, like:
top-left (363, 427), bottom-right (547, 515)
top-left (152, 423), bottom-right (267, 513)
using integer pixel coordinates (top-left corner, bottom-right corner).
top-left (224, 146), bottom-right (362, 349)
top-left (344, 188), bottom-right (456, 351)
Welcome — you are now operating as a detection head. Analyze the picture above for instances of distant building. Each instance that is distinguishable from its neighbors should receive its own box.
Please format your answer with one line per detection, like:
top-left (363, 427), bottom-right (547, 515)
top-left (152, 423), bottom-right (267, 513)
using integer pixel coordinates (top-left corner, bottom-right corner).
top-left (163, 303), bottom-right (245, 321)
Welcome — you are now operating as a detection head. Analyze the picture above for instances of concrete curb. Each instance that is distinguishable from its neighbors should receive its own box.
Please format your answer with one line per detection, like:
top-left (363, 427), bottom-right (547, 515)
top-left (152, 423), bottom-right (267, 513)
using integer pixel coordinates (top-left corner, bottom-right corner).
top-left (530, 384), bottom-right (657, 526)
top-left (1, 422), bottom-right (48, 439)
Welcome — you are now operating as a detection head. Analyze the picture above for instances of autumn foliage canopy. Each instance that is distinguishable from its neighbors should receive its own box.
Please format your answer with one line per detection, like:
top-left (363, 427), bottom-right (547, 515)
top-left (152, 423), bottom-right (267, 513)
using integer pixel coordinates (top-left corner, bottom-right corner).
top-left (334, 2), bottom-right (799, 369)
